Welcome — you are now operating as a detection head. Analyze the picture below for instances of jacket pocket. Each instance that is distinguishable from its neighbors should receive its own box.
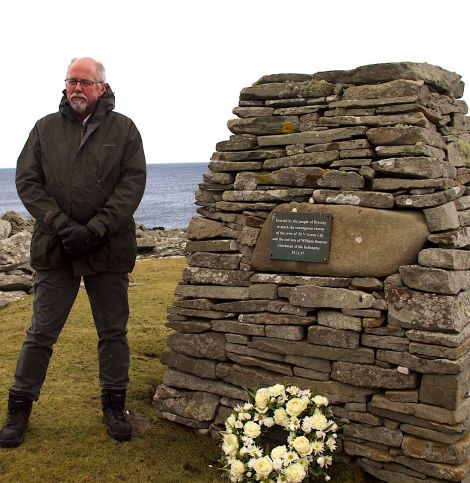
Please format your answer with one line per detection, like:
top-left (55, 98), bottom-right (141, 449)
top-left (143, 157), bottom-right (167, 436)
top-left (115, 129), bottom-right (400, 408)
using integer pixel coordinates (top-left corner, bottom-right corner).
top-left (108, 228), bottom-right (137, 269)
top-left (30, 226), bottom-right (63, 269)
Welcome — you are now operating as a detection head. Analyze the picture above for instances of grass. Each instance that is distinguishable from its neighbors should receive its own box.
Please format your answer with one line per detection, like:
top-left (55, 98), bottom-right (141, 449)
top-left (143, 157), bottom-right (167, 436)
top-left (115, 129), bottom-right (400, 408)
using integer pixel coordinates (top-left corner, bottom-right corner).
top-left (0, 257), bottom-right (379, 483)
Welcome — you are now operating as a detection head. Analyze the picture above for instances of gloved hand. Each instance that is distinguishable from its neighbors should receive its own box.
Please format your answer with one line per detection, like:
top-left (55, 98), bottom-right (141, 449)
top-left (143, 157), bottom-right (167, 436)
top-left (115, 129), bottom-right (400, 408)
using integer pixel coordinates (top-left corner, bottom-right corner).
top-left (59, 222), bottom-right (101, 258)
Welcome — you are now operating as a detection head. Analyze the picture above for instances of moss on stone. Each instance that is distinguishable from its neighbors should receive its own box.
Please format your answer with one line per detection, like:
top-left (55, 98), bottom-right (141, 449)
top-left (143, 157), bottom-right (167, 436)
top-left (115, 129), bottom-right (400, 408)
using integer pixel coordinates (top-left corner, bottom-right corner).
top-left (454, 136), bottom-right (470, 166)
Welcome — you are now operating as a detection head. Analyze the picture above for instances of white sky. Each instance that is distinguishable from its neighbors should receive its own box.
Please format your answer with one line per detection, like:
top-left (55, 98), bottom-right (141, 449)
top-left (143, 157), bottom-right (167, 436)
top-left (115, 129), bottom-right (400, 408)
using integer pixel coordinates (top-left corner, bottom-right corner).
top-left (1, 0), bottom-right (470, 169)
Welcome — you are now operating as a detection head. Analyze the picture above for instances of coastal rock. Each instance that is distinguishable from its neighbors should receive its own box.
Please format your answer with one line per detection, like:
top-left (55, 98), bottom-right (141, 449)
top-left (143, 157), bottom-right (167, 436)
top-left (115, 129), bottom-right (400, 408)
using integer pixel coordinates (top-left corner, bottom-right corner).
top-left (0, 231), bottom-right (31, 271)
top-left (0, 220), bottom-right (12, 239)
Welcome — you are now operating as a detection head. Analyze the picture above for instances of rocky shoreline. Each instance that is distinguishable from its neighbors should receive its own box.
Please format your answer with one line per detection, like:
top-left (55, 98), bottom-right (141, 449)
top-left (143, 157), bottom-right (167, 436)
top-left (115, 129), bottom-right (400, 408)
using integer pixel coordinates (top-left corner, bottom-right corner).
top-left (0, 211), bottom-right (188, 308)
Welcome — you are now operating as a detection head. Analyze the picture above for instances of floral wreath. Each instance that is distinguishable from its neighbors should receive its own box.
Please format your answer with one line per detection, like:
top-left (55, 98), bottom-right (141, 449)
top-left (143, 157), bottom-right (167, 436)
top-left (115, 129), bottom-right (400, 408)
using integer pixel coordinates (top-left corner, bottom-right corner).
top-left (220, 384), bottom-right (338, 482)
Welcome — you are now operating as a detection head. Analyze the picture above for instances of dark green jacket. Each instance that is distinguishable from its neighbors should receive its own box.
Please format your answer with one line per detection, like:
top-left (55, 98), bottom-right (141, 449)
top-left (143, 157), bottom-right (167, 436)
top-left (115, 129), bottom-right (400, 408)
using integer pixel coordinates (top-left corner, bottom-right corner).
top-left (16, 85), bottom-right (147, 273)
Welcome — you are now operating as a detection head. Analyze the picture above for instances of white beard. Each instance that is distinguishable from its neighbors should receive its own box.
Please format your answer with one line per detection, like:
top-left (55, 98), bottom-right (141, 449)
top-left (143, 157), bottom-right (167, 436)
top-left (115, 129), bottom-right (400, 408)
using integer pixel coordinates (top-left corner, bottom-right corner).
top-left (70, 95), bottom-right (87, 114)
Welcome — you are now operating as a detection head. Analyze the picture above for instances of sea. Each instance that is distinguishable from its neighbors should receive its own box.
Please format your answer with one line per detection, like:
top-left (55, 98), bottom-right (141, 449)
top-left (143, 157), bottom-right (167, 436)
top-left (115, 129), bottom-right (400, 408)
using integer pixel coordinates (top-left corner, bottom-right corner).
top-left (0, 163), bottom-right (208, 229)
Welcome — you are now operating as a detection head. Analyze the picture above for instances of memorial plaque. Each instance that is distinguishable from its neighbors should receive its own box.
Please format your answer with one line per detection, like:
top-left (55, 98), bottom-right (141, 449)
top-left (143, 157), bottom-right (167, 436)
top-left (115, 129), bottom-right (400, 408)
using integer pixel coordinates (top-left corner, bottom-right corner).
top-left (270, 212), bottom-right (332, 263)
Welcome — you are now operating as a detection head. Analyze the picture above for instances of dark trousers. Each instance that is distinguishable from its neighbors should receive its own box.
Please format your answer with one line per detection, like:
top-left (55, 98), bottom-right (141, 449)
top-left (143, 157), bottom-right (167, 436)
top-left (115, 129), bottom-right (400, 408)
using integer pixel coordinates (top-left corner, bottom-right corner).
top-left (9, 266), bottom-right (130, 401)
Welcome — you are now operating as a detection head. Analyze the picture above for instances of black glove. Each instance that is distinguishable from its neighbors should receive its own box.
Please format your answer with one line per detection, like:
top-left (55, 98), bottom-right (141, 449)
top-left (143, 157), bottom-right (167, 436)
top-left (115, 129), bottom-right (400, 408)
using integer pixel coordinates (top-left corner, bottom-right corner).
top-left (59, 222), bottom-right (101, 258)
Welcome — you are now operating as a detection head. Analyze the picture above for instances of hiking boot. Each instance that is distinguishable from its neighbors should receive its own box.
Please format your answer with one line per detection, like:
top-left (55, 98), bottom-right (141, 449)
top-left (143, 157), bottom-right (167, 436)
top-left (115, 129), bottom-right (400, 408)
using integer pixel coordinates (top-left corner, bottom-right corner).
top-left (0, 396), bottom-right (32, 448)
top-left (102, 391), bottom-right (132, 441)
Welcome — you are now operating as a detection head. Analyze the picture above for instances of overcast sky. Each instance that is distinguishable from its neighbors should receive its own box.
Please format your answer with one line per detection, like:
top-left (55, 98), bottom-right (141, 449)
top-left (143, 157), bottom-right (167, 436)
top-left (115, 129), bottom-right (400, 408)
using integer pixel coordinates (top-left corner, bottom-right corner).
top-left (1, 0), bottom-right (470, 169)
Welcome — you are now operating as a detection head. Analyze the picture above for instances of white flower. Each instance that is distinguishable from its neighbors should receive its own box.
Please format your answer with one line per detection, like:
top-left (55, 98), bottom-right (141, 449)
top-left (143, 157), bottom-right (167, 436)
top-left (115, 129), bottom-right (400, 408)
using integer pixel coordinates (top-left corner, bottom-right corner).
top-left (317, 455), bottom-right (332, 468)
top-left (263, 417), bottom-right (275, 428)
top-left (311, 440), bottom-right (325, 455)
top-left (285, 452), bottom-right (299, 464)
top-left (310, 411), bottom-right (328, 431)
top-left (326, 437), bottom-right (337, 451)
top-left (244, 420), bottom-right (261, 438)
top-left (292, 436), bottom-right (312, 456)
top-left (229, 459), bottom-right (245, 479)
top-left (252, 456), bottom-right (273, 478)
top-left (316, 430), bottom-right (326, 440)
top-left (286, 386), bottom-right (300, 395)
top-left (313, 395), bottom-right (329, 406)
top-left (226, 414), bottom-right (236, 429)
top-left (329, 422), bottom-right (338, 432)
top-left (249, 445), bottom-right (263, 458)
top-left (325, 475), bottom-right (331, 481)
top-left (243, 403), bottom-right (253, 411)
top-left (238, 412), bottom-right (251, 421)
top-left (271, 445), bottom-right (288, 460)
top-left (274, 408), bottom-right (289, 427)
top-left (286, 398), bottom-right (307, 417)
top-left (233, 420), bottom-right (243, 429)
top-left (268, 384), bottom-right (285, 397)
top-left (222, 433), bottom-right (239, 457)
top-left (255, 388), bottom-right (270, 410)
top-left (272, 457), bottom-right (283, 471)
top-left (284, 462), bottom-right (306, 482)
top-left (288, 416), bottom-right (301, 431)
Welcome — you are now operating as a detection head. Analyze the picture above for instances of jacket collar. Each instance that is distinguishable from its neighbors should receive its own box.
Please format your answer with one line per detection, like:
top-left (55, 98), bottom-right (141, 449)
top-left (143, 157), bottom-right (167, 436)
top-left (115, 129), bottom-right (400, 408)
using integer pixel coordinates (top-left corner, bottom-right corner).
top-left (59, 83), bottom-right (115, 122)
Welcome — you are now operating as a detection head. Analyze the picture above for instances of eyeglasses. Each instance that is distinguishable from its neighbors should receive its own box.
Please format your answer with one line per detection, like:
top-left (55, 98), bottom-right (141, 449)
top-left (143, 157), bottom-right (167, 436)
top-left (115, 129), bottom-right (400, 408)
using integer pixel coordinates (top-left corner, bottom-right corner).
top-left (65, 78), bottom-right (103, 88)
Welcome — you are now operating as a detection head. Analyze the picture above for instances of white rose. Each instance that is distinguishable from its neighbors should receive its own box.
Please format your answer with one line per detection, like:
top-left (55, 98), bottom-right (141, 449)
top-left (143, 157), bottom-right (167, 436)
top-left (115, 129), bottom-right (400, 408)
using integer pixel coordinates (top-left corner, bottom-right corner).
top-left (229, 459), bottom-right (245, 478)
top-left (292, 436), bottom-right (312, 456)
top-left (286, 398), bottom-right (307, 417)
top-left (268, 384), bottom-right (285, 397)
top-left (274, 408), bottom-right (289, 427)
top-left (310, 412), bottom-right (328, 431)
top-left (244, 421), bottom-right (261, 439)
top-left (284, 462), bottom-right (306, 482)
top-left (255, 388), bottom-right (270, 410)
top-left (271, 445), bottom-right (288, 460)
top-left (252, 456), bottom-right (273, 478)
top-left (313, 395), bottom-right (329, 406)
top-left (263, 417), bottom-right (274, 428)
top-left (222, 433), bottom-right (239, 457)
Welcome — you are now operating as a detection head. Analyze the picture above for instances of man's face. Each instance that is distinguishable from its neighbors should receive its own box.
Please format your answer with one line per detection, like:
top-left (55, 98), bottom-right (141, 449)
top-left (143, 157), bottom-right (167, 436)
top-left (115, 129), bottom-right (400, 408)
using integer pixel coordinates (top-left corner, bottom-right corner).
top-left (66, 58), bottom-right (106, 119)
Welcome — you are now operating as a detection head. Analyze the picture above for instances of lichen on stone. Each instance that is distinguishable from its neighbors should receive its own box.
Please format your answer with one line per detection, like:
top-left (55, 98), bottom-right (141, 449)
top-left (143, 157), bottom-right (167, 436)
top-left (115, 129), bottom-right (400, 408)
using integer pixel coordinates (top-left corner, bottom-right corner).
top-left (280, 79), bottom-right (334, 99)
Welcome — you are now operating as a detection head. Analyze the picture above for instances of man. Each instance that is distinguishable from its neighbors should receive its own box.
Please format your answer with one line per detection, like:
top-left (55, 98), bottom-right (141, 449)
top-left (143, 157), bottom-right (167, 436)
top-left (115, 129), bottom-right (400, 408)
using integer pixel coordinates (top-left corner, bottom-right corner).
top-left (0, 57), bottom-right (146, 446)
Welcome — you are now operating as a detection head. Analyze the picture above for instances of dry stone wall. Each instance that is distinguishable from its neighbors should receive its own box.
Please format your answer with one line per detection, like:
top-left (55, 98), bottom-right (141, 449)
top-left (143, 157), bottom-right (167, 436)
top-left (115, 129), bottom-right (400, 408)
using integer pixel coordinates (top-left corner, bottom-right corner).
top-left (154, 62), bottom-right (470, 483)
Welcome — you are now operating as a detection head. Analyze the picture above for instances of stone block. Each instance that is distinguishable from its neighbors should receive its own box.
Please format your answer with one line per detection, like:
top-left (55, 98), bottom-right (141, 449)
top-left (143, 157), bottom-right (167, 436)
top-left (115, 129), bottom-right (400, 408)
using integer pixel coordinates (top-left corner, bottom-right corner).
top-left (308, 326), bottom-right (360, 349)
top-left (385, 286), bottom-right (470, 333)
top-left (332, 362), bottom-right (418, 389)
top-left (167, 332), bottom-right (227, 361)
top-left (424, 201), bottom-right (460, 232)
top-left (159, 349), bottom-right (218, 379)
top-left (312, 189), bottom-right (394, 209)
top-left (419, 372), bottom-right (470, 410)
top-left (343, 422), bottom-right (403, 447)
top-left (372, 157), bottom-right (453, 179)
top-left (174, 284), bottom-right (250, 300)
top-left (239, 312), bottom-right (315, 326)
top-left (367, 125), bottom-right (446, 148)
top-left (400, 264), bottom-right (470, 294)
top-left (185, 239), bottom-right (239, 253)
top-left (288, 285), bottom-right (375, 309)
top-left (428, 226), bottom-right (470, 248)
top-left (212, 319), bottom-right (265, 336)
top-left (317, 170), bottom-right (365, 189)
top-left (264, 325), bottom-right (305, 341)
top-left (396, 454), bottom-right (470, 482)
top-left (333, 406), bottom-right (382, 426)
top-left (402, 433), bottom-right (470, 465)
top-left (252, 203), bottom-right (429, 277)
top-left (284, 355), bottom-right (331, 372)
top-left (317, 310), bottom-right (362, 332)
top-left (263, 150), bottom-right (338, 169)
top-left (163, 368), bottom-right (245, 400)
top-left (153, 385), bottom-right (219, 422)
top-left (227, 116), bottom-right (298, 136)
top-left (361, 334), bottom-right (409, 351)
top-left (226, 353), bottom-right (293, 376)
top-left (343, 441), bottom-right (393, 462)
top-left (418, 248), bottom-right (470, 270)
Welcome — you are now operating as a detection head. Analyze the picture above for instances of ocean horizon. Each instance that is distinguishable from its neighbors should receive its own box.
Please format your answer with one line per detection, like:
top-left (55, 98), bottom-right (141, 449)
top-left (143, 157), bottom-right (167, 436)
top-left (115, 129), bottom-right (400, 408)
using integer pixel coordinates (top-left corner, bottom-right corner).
top-left (0, 162), bottom-right (208, 229)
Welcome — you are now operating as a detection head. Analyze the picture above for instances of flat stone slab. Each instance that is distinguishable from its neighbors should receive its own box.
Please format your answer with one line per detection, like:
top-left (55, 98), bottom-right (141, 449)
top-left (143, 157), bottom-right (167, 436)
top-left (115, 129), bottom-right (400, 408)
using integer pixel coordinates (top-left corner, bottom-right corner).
top-left (252, 203), bottom-right (429, 277)
top-left (311, 62), bottom-right (464, 98)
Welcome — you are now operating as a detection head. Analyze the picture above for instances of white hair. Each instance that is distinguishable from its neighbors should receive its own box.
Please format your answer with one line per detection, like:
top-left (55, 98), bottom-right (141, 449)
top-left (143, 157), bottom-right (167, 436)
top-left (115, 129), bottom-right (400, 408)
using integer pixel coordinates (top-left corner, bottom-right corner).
top-left (67, 57), bottom-right (106, 83)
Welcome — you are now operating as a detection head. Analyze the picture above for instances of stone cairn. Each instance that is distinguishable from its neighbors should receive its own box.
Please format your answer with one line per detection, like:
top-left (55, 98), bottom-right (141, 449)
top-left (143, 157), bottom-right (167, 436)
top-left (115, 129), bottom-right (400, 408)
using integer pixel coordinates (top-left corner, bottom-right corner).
top-left (153, 62), bottom-right (470, 483)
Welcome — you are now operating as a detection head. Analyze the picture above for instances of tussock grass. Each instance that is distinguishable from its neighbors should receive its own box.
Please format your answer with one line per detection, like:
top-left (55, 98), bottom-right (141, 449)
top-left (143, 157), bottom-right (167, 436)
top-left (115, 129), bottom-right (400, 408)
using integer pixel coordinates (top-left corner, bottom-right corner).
top-left (0, 257), bottom-right (378, 483)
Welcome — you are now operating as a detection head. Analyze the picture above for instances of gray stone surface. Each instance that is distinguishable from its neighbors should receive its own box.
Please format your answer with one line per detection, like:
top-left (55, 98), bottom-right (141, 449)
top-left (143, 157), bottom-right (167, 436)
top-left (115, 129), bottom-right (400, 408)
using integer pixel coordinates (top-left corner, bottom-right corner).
top-left (343, 422), bottom-right (403, 447)
top-left (361, 334), bottom-right (409, 352)
top-left (386, 286), bottom-right (470, 333)
top-left (167, 332), bottom-right (227, 361)
top-left (332, 362), bottom-right (418, 389)
top-left (308, 326), bottom-right (360, 349)
top-left (400, 265), bottom-right (470, 295)
top-left (227, 116), bottom-right (298, 136)
top-left (153, 385), bottom-right (219, 422)
top-left (0, 232), bottom-right (31, 271)
top-left (418, 248), bottom-right (470, 270)
top-left (159, 349), bottom-right (218, 379)
top-left (312, 190), bottom-right (394, 209)
top-left (317, 310), bottom-right (362, 332)
top-left (419, 372), bottom-right (469, 410)
top-left (0, 220), bottom-right (12, 239)
top-left (238, 312), bottom-right (315, 326)
top-left (367, 126), bottom-right (446, 148)
top-left (423, 202), bottom-right (460, 232)
top-left (371, 157), bottom-right (454, 179)
top-left (288, 285), bottom-right (375, 309)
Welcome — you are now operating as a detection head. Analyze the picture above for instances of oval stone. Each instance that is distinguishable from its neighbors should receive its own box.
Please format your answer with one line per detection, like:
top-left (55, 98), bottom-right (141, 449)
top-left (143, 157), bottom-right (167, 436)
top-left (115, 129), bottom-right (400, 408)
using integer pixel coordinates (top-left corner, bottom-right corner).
top-left (251, 202), bottom-right (429, 277)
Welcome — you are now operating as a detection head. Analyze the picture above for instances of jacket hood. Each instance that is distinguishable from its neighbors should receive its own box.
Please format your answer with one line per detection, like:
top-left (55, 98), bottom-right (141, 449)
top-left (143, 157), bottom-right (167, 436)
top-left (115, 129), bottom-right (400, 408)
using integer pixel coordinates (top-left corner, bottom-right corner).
top-left (59, 83), bottom-right (115, 120)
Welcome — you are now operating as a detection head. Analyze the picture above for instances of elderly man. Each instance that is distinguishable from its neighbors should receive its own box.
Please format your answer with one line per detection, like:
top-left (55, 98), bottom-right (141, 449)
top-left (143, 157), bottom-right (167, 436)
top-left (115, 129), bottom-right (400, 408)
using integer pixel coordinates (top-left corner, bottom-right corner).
top-left (0, 57), bottom-right (146, 446)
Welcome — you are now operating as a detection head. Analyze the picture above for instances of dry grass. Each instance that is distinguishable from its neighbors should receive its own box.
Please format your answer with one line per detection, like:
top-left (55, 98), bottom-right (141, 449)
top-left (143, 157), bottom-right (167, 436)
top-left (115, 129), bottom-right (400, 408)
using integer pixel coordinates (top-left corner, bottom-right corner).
top-left (0, 257), bottom-right (379, 483)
